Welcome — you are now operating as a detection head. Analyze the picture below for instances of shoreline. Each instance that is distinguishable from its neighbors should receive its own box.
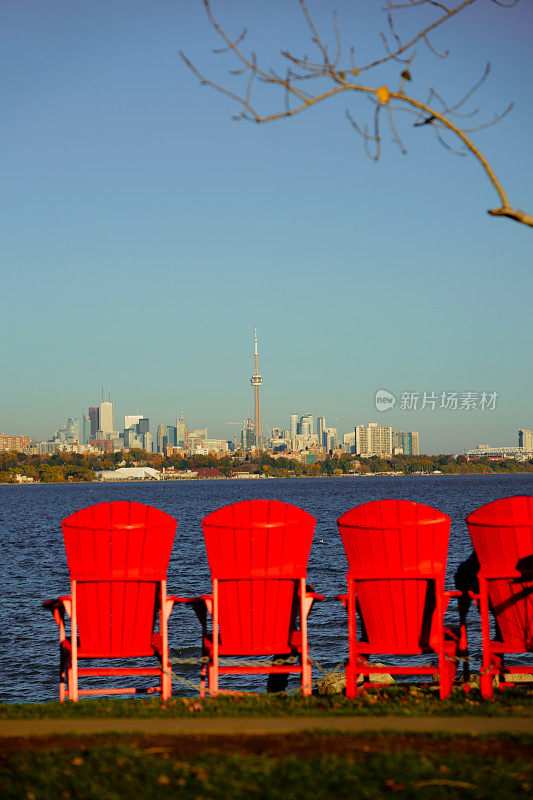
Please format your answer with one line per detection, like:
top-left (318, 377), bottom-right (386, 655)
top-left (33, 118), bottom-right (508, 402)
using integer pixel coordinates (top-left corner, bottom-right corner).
top-left (2, 471), bottom-right (533, 487)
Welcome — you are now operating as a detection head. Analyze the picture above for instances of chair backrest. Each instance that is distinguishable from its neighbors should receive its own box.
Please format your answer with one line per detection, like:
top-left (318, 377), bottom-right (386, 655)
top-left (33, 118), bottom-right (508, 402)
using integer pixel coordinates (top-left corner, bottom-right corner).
top-left (337, 499), bottom-right (451, 652)
top-left (202, 499), bottom-right (316, 654)
top-left (62, 501), bottom-right (177, 656)
top-left (466, 495), bottom-right (533, 650)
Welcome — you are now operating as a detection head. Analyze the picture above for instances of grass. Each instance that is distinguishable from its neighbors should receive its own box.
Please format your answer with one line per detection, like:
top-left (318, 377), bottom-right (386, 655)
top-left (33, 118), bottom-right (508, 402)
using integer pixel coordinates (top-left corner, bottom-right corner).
top-left (1, 685), bottom-right (533, 719)
top-left (1, 732), bottom-right (532, 799)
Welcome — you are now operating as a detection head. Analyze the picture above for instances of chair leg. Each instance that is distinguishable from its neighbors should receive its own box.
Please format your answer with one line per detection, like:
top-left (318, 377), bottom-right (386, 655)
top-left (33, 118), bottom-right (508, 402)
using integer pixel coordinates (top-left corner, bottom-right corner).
top-left (208, 663), bottom-right (219, 697)
top-left (301, 659), bottom-right (312, 697)
top-left (439, 648), bottom-right (457, 700)
top-left (59, 650), bottom-right (67, 703)
top-left (345, 663), bottom-right (358, 699)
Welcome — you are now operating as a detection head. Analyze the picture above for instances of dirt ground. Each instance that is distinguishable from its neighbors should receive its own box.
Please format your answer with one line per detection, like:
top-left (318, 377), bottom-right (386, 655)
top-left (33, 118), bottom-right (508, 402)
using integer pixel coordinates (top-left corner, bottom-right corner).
top-left (2, 732), bottom-right (533, 760)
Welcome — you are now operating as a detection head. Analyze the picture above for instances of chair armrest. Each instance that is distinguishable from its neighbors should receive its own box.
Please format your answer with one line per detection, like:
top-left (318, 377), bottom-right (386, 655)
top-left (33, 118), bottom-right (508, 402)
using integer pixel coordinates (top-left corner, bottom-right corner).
top-left (306, 591), bottom-right (325, 601)
top-left (335, 593), bottom-right (348, 610)
top-left (43, 596), bottom-right (71, 640)
top-left (172, 595), bottom-right (213, 630)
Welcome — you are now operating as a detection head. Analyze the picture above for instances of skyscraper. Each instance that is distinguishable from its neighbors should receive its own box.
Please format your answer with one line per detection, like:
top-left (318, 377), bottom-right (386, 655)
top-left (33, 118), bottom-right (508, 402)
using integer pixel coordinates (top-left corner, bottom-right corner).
top-left (157, 424), bottom-right (168, 453)
top-left (290, 413), bottom-right (299, 440)
top-left (99, 401), bottom-right (114, 434)
top-left (250, 328), bottom-right (263, 448)
top-left (176, 412), bottom-right (188, 448)
top-left (88, 407), bottom-right (99, 437)
top-left (317, 416), bottom-right (326, 446)
top-left (300, 413), bottom-right (313, 437)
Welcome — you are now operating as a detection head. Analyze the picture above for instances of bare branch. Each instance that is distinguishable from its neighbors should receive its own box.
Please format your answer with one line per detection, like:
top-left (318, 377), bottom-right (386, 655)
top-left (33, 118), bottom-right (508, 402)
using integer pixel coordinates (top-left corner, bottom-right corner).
top-left (182, 0), bottom-right (531, 228)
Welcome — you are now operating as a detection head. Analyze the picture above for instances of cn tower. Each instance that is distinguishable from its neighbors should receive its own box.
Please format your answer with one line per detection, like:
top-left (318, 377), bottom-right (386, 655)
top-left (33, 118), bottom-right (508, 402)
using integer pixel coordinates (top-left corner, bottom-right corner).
top-left (250, 327), bottom-right (263, 448)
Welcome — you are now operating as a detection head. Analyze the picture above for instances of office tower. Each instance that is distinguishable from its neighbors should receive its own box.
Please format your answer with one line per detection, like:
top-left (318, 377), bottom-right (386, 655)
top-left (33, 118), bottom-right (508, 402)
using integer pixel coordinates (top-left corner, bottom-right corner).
top-left (99, 401), bottom-right (114, 434)
top-left (355, 422), bottom-right (393, 456)
top-left (290, 413), bottom-right (299, 440)
top-left (250, 328), bottom-right (263, 448)
top-left (393, 431), bottom-right (420, 456)
top-left (88, 407), bottom-right (99, 436)
top-left (519, 429), bottom-right (533, 451)
top-left (176, 412), bottom-right (188, 448)
top-left (317, 416), bottom-right (326, 446)
top-left (167, 425), bottom-right (177, 447)
top-left (157, 424), bottom-right (168, 453)
top-left (66, 418), bottom-right (79, 443)
top-left (300, 413), bottom-right (313, 437)
top-left (137, 417), bottom-right (149, 435)
top-left (82, 415), bottom-right (91, 445)
top-left (143, 432), bottom-right (153, 453)
top-left (125, 414), bottom-right (144, 431)
top-left (324, 427), bottom-right (338, 451)
top-left (241, 417), bottom-right (255, 451)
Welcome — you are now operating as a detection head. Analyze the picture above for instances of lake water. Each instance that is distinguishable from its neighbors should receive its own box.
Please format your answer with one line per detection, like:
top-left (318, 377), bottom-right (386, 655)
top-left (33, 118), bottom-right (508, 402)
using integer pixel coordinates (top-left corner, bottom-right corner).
top-left (1, 474), bottom-right (532, 703)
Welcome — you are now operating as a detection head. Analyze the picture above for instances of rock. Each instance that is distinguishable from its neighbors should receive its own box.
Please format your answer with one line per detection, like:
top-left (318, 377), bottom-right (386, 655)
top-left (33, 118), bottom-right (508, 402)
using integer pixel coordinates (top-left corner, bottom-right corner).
top-left (317, 664), bottom-right (395, 696)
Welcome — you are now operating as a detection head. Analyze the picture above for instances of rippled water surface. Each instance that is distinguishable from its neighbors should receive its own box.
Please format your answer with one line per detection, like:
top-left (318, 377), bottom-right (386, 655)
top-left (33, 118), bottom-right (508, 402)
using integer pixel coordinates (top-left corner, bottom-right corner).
top-left (1, 474), bottom-right (532, 702)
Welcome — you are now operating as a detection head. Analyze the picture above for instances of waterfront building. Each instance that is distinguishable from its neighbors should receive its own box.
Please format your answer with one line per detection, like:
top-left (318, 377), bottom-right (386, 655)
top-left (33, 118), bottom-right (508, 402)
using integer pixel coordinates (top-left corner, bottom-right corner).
top-left (465, 444), bottom-right (529, 460)
top-left (355, 422), bottom-right (393, 456)
top-left (250, 328), bottom-right (263, 448)
top-left (394, 430), bottom-right (420, 456)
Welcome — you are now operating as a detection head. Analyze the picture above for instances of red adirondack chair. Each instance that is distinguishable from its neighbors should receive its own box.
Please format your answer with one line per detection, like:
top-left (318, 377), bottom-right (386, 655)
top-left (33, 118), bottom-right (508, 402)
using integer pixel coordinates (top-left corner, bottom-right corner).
top-left (337, 499), bottom-right (465, 699)
top-left (466, 495), bottom-right (533, 698)
top-left (178, 499), bottom-right (324, 696)
top-left (43, 501), bottom-right (178, 702)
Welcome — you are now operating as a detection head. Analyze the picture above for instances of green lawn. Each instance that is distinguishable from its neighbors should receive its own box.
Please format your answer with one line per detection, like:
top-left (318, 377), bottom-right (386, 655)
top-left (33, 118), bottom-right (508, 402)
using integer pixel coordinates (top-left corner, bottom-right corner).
top-left (1, 732), bottom-right (532, 800)
top-left (1, 685), bottom-right (533, 719)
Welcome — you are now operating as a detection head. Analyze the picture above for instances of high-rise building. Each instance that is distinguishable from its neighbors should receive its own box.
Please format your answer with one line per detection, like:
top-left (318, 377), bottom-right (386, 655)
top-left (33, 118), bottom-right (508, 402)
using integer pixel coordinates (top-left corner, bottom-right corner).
top-left (125, 414), bottom-right (144, 431)
top-left (299, 413), bottom-right (313, 438)
top-left (157, 424), bottom-right (168, 453)
top-left (167, 425), bottom-right (177, 447)
top-left (317, 416), bottom-right (326, 446)
top-left (394, 430), bottom-right (420, 456)
top-left (88, 407), bottom-right (99, 436)
top-left (250, 328), bottom-right (263, 448)
top-left (241, 417), bottom-right (255, 451)
top-left (66, 418), bottom-right (79, 443)
top-left (355, 422), bottom-right (393, 456)
top-left (519, 429), bottom-right (533, 451)
top-left (99, 401), bottom-right (114, 434)
top-left (176, 412), bottom-right (188, 448)
top-left (82, 415), bottom-right (91, 445)
top-left (324, 427), bottom-right (338, 451)
top-left (290, 413), bottom-right (299, 440)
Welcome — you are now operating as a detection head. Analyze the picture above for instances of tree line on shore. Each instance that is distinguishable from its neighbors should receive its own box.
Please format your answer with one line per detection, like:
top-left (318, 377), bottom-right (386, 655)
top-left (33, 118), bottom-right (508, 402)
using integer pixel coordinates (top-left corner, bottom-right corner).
top-left (0, 449), bottom-right (532, 484)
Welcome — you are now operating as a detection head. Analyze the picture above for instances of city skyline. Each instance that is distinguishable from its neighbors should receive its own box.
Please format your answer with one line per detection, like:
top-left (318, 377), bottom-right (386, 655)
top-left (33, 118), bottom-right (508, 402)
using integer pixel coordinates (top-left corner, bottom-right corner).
top-left (2, 1), bottom-right (532, 453)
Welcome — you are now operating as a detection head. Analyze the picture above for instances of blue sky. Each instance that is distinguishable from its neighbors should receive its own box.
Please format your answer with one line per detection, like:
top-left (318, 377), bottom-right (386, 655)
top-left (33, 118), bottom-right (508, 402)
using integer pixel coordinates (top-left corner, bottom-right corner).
top-left (2, 0), bottom-right (532, 453)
